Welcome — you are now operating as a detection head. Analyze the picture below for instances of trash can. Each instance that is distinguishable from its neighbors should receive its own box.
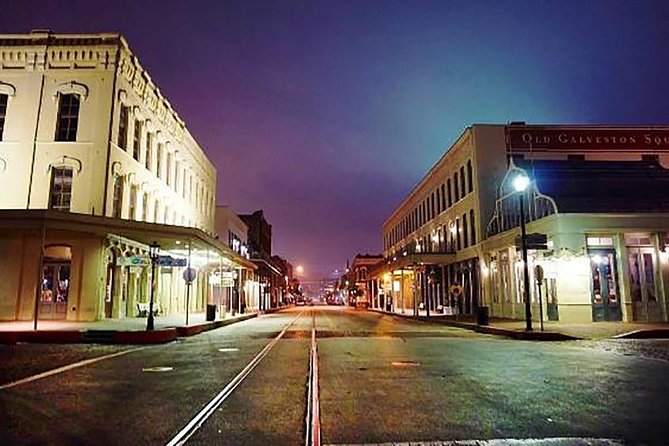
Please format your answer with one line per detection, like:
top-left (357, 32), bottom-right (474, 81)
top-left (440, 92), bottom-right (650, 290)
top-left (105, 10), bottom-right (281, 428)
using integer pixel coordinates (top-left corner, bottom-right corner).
top-left (206, 304), bottom-right (217, 321)
top-left (476, 306), bottom-right (489, 326)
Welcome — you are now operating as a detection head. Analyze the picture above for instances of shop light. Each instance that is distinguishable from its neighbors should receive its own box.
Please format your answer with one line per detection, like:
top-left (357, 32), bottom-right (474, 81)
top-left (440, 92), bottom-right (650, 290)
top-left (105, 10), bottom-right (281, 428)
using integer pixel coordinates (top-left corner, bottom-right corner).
top-left (591, 254), bottom-right (603, 265)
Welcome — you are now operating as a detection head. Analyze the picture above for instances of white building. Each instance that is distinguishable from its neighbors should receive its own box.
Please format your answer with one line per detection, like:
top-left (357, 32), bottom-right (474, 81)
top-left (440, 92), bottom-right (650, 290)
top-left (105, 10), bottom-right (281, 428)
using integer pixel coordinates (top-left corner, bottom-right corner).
top-left (0, 31), bottom-right (256, 322)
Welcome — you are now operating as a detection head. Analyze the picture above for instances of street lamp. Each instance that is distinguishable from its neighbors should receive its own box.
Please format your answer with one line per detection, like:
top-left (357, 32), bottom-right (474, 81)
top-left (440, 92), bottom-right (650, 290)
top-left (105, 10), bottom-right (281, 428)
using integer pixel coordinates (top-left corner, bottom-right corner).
top-left (513, 174), bottom-right (532, 331)
top-left (147, 241), bottom-right (160, 331)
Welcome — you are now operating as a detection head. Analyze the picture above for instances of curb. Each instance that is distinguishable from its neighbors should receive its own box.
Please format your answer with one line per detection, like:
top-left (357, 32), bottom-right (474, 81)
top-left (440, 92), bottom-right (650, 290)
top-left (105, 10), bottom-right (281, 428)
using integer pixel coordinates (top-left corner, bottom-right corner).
top-left (176, 313), bottom-right (258, 337)
top-left (0, 313), bottom-right (260, 345)
top-left (614, 328), bottom-right (669, 339)
top-left (371, 309), bottom-right (581, 341)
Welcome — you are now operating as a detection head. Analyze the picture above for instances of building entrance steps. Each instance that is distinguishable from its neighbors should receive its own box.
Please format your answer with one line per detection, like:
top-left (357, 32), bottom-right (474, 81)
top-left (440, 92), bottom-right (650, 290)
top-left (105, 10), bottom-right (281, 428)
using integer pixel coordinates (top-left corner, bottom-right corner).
top-left (370, 308), bottom-right (669, 340)
top-left (0, 311), bottom-right (261, 345)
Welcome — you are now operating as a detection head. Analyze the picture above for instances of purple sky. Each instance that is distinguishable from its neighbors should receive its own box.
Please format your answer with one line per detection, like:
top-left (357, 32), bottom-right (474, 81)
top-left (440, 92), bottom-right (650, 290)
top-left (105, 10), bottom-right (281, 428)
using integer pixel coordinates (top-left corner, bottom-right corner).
top-left (4, 0), bottom-right (669, 279)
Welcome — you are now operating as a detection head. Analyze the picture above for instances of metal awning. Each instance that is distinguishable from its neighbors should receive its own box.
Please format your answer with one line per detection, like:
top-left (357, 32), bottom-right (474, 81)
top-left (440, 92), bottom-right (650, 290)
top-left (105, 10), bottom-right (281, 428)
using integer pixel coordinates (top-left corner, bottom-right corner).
top-left (0, 209), bottom-right (256, 270)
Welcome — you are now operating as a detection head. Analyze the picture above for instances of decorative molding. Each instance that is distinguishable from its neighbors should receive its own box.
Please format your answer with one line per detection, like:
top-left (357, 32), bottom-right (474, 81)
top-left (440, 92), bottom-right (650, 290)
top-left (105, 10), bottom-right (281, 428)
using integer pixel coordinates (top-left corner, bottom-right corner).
top-left (53, 81), bottom-right (89, 101)
top-left (117, 89), bottom-right (127, 104)
top-left (111, 161), bottom-right (123, 177)
top-left (0, 81), bottom-right (17, 97)
top-left (47, 155), bottom-right (83, 174)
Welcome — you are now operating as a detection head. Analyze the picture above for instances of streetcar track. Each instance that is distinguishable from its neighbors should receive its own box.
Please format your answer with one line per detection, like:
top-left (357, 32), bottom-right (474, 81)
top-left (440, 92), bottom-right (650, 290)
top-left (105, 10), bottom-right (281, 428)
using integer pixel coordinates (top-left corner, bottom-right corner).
top-left (164, 309), bottom-right (307, 446)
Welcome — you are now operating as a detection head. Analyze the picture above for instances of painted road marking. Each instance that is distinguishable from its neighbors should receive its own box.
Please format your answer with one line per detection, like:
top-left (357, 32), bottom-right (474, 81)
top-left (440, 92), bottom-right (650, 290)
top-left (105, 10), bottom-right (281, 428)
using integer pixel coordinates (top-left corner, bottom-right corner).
top-left (305, 308), bottom-right (321, 446)
top-left (165, 310), bottom-right (306, 446)
top-left (391, 360), bottom-right (420, 367)
top-left (325, 439), bottom-right (625, 446)
top-left (142, 366), bottom-right (174, 372)
top-left (0, 347), bottom-right (146, 391)
top-left (217, 347), bottom-right (239, 352)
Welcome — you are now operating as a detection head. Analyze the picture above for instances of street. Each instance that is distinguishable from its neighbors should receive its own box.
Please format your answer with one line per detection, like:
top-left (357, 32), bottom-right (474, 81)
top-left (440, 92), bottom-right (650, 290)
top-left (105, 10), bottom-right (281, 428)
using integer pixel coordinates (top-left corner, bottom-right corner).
top-left (1, 307), bottom-right (669, 445)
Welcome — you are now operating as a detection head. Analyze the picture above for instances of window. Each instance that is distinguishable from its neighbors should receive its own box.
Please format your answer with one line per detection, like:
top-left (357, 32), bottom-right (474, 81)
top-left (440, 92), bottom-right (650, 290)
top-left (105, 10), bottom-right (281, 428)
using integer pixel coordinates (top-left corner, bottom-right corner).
top-left (431, 192), bottom-right (435, 219)
top-left (49, 167), bottom-right (73, 211)
top-left (456, 217), bottom-right (461, 250)
top-left (182, 170), bottom-right (187, 198)
top-left (129, 185), bottom-right (137, 220)
top-left (460, 166), bottom-right (466, 197)
top-left (166, 152), bottom-right (173, 186)
top-left (467, 160), bottom-right (473, 193)
top-left (142, 192), bottom-right (148, 221)
top-left (174, 161), bottom-right (180, 192)
top-left (111, 175), bottom-right (124, 219)
top-left (153, 199), bottom-right (159, 223)
top-left (470, 209), bottom-right (476, 245)
top-left (462, 212), bottom-right (468, 248)
top-left (453, 173), bottom-right (459, 202)
top-left (132, 120), bottom-right (142, 161)
top-left (440, 184), bottom-right (446, 211)
top-left (447, 179), bottom-right (452, 207)
top-left (118, 106), bottom-right (129, 150)
top-left (145, 132), bottom-right (153, 171)
top-left (55, 94), bottom-right (80, 142)
top-left (0, 93), bottom-right (7, 141)
top-left (156, 143), bottom-right (163, 178)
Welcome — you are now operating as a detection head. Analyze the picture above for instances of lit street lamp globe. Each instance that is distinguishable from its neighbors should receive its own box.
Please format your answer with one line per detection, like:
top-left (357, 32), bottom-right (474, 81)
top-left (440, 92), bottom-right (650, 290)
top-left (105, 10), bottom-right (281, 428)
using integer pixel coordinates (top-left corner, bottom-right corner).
top-left (513, 174), bottom-right (530, 192)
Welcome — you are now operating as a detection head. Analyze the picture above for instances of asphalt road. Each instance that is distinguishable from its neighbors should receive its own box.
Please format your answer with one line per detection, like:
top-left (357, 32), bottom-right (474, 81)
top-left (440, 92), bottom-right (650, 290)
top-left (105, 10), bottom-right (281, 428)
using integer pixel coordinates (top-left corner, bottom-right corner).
top-left (1, 306), bottom-right (668, 445)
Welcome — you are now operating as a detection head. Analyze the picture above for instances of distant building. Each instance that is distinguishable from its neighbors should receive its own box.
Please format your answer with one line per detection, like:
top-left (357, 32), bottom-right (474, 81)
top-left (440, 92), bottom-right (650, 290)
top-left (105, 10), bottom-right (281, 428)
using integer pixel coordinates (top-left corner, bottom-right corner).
top-left (375, 124), bottom-right (669, 324)
top-left (240, 210), bottom-right (283, 309)
top-left (350, 254), bottom-right (383, 307)
top-left (215, 205), bottom-right (250, 258)
top-left (0, 31), bottom-right (256, 323)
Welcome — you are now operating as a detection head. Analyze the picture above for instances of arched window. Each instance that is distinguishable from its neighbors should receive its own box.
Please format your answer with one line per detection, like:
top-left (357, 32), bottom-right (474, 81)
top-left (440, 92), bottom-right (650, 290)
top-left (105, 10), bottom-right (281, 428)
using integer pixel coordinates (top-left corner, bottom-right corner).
top-left (112, 175), bottom-right (124, 219)
top-left (55, 94), bottom-right (80, 141)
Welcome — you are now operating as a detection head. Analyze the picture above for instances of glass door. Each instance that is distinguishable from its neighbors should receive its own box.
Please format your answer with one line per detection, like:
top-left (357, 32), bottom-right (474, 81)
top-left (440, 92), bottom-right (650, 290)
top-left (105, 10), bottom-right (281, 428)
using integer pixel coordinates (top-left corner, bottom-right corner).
top-left (589, 249), bottom-right (622, 322)
top-left (628, 247), bottom-right (660, 322)
top-left (40, 262), bottom-right (70, 320)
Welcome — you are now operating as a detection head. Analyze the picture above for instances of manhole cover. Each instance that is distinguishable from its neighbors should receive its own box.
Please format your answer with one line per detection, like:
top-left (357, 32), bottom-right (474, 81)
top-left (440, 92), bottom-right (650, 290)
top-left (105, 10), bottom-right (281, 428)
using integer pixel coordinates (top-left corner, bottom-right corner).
top-left (142, 366), bottom-right (174, 372)
top-left (218, 348), bottom-right (240, 352)
top-left (391, 361), bottom-right (420, 367)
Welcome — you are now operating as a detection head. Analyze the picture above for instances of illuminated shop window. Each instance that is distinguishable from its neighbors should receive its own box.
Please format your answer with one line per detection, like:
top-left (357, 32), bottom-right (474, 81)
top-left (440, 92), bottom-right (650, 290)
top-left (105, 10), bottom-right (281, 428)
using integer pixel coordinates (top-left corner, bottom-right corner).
top-left (0, 93), bottom-right (7, 141)
top-left (55, 94), bottom-right (80, 142)
top-left (49, 167), bottom-right (73, 211)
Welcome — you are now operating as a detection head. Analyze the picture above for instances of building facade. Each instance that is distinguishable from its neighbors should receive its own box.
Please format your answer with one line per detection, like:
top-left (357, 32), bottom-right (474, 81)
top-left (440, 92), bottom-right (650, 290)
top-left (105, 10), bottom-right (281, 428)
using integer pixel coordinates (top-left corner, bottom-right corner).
top-left (376, 124), bottom-right (669, 324)
top-left (0, 31), bottom-right (256, 323)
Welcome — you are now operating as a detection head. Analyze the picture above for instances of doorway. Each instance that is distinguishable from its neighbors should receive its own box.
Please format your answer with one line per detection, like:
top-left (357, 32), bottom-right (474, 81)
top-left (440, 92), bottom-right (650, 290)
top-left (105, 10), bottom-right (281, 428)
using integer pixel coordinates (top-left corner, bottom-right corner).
top-left (627, 246), bottom-right (661, 322)
top-left (588, 249), bottom-right (622, 322)
top-left (40, 246), bottom-right (72, 320)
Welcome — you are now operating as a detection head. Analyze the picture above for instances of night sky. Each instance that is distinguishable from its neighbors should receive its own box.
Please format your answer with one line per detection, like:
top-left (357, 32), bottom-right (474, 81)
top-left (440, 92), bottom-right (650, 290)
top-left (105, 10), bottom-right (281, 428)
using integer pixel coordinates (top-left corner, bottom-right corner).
top-left (3, 0), bottom-right (669, 279)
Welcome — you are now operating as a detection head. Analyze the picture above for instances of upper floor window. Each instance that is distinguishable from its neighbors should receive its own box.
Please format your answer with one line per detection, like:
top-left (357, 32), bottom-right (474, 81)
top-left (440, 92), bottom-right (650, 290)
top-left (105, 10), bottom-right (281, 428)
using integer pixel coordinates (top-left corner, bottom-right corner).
top-left (447, 179), bottom-right (452, 207)
top-left (145, 132), bottom-right (153, 171)
top-left (142, 192), bottom-right (148, 222)
top-left (156, 143), bottom-right (163, 179)
top-left (55, 94), bottom-right (80, 142)
top-left (0, 93), bottom-right (8, 141)
top-left (460, 165), bottom-right (466, 197)
top-left (467, 160), bottom-right (473, 193)
top-left (49, 167), bottom-right (73, 211)
top-left (129, 185), bottom-right (138, 220)
top-left (166, 152), bottom-right (173, 187)
top-left (118, 106), bottom-right (129, 150)
top-left (132, 120), bottom-right (142, 161)
top-left (469, 209), bottom-right (476, 245)
top-left (453, 172), bottom-right (459, 202)
top-left (111, 175), bottom-right (124, 219)
top-left (182, 170), bottom-right (187, 198)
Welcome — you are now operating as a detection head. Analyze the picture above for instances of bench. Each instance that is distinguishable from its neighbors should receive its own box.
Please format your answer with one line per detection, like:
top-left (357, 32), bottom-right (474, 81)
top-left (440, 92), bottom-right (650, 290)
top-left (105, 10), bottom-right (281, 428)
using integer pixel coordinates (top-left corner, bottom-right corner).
top-left (136, 302), bottom-right (160, 317)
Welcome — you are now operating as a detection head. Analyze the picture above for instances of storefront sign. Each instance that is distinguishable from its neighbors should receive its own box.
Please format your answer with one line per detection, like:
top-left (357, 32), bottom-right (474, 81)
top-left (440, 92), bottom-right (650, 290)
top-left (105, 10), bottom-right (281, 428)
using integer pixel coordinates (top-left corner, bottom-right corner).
top-left (507, 127), bottom-right (669, 152)
top-left (117, 255), bottom-right (151, 267)
top-left (158, 256), bottom-right (188, 267)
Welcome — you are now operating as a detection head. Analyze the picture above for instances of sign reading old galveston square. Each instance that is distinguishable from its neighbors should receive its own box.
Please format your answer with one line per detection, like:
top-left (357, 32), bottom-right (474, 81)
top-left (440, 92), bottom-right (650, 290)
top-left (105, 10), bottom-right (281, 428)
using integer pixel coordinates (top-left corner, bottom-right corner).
top-left (507, 126), bottom-right (669, 152)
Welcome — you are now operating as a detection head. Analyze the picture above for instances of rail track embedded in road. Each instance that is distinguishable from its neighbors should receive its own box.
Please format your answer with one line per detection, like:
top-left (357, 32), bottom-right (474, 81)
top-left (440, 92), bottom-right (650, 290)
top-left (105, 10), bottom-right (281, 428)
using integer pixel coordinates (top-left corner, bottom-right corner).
top-left (164, 310), bottom-right (307, 446)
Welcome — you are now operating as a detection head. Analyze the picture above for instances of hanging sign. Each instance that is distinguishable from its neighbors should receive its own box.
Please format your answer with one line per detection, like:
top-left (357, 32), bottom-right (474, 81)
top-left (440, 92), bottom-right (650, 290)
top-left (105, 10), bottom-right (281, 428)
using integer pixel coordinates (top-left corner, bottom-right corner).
top-left (117, 255), bottom-right (151, 267)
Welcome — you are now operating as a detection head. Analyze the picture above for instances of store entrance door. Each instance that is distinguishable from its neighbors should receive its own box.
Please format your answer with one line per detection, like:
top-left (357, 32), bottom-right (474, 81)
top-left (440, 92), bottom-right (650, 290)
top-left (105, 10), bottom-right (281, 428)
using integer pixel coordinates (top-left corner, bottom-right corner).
top-left (627, 247), bottom-right (661, 322)
top-left (589, 249), bottom-right (622, 322)
top-left (40, 262), bottom-right (70, 320)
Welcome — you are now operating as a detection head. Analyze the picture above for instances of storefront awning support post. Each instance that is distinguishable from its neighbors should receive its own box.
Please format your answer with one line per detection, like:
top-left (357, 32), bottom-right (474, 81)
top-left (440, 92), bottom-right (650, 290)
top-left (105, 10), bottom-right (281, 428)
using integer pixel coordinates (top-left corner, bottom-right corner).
top-left (33, 222), bottom-right (46, 331)
top-left (185, 239), bottom-right (192, 326)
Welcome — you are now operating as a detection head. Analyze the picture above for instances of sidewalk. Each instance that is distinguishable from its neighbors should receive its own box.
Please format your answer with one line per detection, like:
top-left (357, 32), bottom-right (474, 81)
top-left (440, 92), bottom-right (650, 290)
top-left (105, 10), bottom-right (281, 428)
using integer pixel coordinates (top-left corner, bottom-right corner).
top-left (0, 311), bottom-right (263, 345)
top-left (372, 308), bottom-right (669, 341)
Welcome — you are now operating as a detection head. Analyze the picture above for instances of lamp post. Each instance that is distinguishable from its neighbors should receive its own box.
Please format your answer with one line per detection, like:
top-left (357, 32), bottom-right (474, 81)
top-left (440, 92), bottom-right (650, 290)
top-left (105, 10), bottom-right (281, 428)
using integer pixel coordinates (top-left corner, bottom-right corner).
top-left (513, 174), bottom-right (533, 332)
top-left (147, 241), bottom-right (160, 331)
